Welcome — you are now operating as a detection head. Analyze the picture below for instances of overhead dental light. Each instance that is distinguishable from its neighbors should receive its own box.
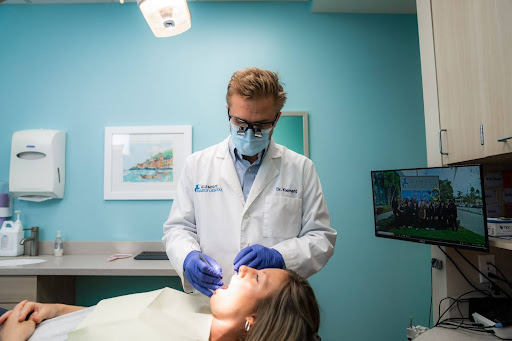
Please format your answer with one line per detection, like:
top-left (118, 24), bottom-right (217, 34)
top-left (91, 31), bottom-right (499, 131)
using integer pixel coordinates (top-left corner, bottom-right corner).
top-left (137, 0), bottom-right (191, 38)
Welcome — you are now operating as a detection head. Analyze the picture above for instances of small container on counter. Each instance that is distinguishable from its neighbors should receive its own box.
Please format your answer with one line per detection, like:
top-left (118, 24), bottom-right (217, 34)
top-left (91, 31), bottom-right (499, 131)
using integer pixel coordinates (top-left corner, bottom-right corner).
top-left (54, 230), bottom-right (63, 256)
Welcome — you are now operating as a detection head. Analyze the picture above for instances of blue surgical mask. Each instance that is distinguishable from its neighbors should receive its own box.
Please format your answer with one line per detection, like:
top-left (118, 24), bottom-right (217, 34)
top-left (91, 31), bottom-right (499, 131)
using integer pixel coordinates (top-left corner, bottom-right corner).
top-left (230, 125), bottom-right (271, 156)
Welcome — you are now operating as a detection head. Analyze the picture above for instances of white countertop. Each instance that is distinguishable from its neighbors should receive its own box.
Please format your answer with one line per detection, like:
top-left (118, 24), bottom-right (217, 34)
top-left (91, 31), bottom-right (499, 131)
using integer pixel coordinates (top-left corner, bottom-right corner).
top-left (416, 326), bottom-right (505, 340)
top-left (0, 255), bottom-right (177, 276)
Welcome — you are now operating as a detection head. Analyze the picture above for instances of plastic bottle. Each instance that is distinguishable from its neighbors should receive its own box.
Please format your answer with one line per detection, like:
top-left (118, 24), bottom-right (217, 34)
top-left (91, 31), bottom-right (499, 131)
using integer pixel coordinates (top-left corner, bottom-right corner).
top-left (0, 210), bottom-right (24, 257)
top-left (54, 230), bottom-right (63, 256)
top-left (13, 210), bottom-right (23, 232)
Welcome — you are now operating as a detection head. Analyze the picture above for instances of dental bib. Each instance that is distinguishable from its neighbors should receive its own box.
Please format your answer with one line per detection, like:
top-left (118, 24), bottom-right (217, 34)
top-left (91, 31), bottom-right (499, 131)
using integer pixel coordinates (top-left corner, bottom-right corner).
top-left (68, 288), bottom-right (212, 341)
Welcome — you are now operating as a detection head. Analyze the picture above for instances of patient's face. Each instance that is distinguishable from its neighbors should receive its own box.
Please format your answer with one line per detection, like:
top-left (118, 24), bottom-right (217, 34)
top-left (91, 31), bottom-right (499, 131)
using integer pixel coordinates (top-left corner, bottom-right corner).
top-left (209, 266), bottom-right (288, 320)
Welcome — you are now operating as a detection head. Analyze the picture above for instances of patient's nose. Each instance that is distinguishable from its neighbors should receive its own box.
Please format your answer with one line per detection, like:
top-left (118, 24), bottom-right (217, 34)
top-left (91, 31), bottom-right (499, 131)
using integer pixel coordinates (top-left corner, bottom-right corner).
top-left (239, 265), bottom-right (251, 278)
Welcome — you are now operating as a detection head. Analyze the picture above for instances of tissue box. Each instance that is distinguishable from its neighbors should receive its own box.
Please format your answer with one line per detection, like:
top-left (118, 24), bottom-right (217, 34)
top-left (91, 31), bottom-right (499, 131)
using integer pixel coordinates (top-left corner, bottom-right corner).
top-left (487, 218), bottom-right (512, 237)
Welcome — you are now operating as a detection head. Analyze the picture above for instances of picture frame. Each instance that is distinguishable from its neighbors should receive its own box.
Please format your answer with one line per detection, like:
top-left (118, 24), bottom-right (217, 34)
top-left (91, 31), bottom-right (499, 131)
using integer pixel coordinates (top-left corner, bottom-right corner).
top-left (104, 126), bottom-right (192, 200)
top-left (273, 111), bottom-right (309, 158)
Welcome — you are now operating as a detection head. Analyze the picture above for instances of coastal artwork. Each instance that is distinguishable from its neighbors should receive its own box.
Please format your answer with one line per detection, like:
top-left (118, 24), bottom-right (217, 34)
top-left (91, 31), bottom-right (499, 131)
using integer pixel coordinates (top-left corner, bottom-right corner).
top-left (105, 125), bottom-right (191, 200)
top-left (122, 143), bottom-right (173, 183)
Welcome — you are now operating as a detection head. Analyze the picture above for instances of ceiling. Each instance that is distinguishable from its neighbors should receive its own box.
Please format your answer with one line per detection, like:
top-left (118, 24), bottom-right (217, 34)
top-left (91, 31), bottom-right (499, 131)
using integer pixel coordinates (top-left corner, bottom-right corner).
top-left (1, 0), bottom-right (417, 13)
top-left (2, 0), bottom-right (305, 3)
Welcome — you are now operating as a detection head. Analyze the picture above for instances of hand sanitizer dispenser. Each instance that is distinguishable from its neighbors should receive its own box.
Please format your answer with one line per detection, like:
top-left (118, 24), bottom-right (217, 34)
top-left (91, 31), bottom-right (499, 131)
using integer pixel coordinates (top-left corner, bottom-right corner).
top-left (9, 130), bottom-right (66, 202)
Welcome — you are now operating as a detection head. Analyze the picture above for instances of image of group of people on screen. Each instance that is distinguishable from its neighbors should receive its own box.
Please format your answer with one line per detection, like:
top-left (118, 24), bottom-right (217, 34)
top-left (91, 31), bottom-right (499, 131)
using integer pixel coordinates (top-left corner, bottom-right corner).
top-left (391, 197), bottom-right (459, 231)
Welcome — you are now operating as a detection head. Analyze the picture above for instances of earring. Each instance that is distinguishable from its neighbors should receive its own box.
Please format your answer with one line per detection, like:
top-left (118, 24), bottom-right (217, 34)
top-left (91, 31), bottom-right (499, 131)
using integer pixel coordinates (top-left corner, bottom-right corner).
top-left (245, 320), bottom-right (251, 332)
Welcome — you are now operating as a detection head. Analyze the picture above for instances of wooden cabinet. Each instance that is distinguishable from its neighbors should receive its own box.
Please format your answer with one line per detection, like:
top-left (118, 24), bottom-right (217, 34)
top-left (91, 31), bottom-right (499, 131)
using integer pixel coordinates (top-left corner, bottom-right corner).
top-left (477, 1), bottom-right (512, 157)
top-left (419, 0), bottom-right (512, 165)
top-left (431, 0), bottom-right (485, 164)
top-left (0, 276), bottom-right (75, 309)
top-left (0, 276), bottom-right (37, 310)
top-left (417, 0), bottom-right (512, 324)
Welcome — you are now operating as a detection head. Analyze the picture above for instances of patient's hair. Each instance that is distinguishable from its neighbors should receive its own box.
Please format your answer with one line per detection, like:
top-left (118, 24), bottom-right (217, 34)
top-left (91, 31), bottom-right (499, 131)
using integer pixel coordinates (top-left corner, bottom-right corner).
top-left (226, 67), bottom-right (287, 112)
top-left (244, 270), bottom-right (321, 341)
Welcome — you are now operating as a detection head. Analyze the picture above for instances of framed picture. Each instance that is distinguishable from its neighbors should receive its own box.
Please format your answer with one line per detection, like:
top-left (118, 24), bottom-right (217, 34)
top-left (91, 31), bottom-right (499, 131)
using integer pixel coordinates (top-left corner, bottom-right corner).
top-left (104, 126), bottom-right (192, 200)
top-left (272, 112), bottom-right (309, 158)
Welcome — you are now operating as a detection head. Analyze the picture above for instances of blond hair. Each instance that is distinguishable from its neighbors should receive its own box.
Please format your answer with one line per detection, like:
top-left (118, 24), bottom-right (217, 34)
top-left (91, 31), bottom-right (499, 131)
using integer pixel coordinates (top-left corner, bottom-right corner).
top-left (226, 67), bottom-right (287, 112)
top-left (244, 270), bottom-right (321, 341)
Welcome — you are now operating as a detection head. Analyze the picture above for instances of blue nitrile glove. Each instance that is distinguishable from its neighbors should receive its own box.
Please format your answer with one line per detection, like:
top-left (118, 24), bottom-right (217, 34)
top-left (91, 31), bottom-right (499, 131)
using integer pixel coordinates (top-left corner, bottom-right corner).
top-left (183, 251), bottom-right (223, 297)
top-left (233, 244), bottom-right (285, 272)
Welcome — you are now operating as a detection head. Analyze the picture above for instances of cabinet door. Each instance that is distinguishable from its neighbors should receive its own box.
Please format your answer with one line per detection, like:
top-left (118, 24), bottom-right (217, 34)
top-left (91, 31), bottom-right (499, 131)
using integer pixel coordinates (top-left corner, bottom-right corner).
top-left (478, 1), bottom-right (512, 157)
top-left (0, 276), bottom-right (37, 302)
top-left (431, 0), bottom-right (485, 164)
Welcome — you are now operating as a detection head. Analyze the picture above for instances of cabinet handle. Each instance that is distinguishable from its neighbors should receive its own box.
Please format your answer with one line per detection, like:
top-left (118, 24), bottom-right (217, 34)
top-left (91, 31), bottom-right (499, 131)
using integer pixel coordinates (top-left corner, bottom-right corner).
top-left (498, 136), bottom-right (512, 142)
top-left (439, 129), bottom-right (448, 155)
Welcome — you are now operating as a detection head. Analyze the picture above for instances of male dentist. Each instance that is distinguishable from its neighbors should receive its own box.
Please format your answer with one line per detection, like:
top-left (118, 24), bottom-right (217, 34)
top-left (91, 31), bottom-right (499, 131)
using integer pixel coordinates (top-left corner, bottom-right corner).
top-left (163, 67), bottom-right (337, 296)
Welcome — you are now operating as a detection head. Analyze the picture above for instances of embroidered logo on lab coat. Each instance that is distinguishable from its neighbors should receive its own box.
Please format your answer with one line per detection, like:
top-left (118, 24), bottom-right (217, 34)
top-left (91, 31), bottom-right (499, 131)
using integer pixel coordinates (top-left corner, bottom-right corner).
top-left (194, 184), bottom-right (223, 193)
top-left (276, 187), bottom-right (297, 194)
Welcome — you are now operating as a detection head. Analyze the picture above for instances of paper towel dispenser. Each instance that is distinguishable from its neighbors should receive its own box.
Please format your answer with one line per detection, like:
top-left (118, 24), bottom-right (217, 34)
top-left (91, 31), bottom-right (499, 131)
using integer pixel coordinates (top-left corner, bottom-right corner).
top-left (9, 130), bottom-right (66, 202)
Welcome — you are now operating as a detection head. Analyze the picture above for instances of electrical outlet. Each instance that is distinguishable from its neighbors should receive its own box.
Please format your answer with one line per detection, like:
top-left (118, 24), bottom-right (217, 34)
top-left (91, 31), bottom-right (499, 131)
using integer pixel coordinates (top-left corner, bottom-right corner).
top-left (478, 254), bottom-right (496, 283)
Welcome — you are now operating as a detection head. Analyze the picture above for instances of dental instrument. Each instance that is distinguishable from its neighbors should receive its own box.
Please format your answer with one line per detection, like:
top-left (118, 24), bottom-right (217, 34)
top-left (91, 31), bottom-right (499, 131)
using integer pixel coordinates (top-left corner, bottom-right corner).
top-left (107, 254), bottom-right (133, 262)
top-left (199, 253), bottom-right (211, 266)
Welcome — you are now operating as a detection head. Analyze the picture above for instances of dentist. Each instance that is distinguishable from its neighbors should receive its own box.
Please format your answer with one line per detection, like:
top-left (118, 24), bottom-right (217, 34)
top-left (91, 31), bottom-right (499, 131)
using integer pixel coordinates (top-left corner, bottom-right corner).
top-left (163, 67), bottom-right (337, 296)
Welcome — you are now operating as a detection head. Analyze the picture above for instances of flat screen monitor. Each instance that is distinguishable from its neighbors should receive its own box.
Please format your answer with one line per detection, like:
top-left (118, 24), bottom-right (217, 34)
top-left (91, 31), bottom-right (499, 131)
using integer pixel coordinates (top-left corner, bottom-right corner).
top-left (371, 165), bottom-right (488, 251)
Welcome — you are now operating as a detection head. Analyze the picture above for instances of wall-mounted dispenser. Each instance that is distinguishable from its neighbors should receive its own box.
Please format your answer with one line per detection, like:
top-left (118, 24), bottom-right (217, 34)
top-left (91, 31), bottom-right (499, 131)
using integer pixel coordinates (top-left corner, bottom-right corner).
top-left (9, 129), bottom-right (66, 202)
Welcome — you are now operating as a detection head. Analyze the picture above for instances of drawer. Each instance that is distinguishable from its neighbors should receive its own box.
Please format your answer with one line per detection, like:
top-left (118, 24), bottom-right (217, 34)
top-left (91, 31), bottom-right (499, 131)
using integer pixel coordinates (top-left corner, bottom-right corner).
top-left (0, 276), bottom-right (37, 302)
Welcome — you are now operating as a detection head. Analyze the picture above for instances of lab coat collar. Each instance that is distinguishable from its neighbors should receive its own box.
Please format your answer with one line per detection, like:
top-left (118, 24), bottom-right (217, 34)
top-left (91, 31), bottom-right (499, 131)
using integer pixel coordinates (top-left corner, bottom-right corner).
top-left (218, 137), bottom-right (281, 209)
top-left (219, 137), bottom-right (244, 205)
top-left (243, 148), bottom-right (280, 210)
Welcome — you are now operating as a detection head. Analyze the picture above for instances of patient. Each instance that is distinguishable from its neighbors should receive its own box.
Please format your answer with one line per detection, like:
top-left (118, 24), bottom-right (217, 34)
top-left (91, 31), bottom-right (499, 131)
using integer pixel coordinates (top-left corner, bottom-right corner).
top-left (0, 266), bottom-right (320, 341)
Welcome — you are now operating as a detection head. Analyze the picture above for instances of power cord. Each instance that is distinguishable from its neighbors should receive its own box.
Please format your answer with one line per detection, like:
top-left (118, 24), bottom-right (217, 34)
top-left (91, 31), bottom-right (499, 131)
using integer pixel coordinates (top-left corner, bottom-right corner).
top-left (436, 246), bottom-right (492, 296)
top-left (436, 290), bottom-right (489, 326)
top-left (487, 264), bottom-right (512, 289)
top-left (453, 248), bottom-right (512, 301)
top-left (429, 266), bottom-right (433, 328)
top-left (437, 318), bottom-right (512, 340)
top-left (434, 246), bottom-right (512, 340)
top-left (434, 290), bottom-right (512, 340)
top-left (438, 318), bottom-right (489, 333)
top-left (489, 273), bottom-right (512, 288)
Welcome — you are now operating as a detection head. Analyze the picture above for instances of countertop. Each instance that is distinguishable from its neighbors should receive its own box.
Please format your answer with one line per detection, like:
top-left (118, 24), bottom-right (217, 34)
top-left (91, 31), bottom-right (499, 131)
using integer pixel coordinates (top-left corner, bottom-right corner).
top-left (0, 242), bottom-right (177, 276)
top-left (0, 254), bottom-right (177, 276)
top-left (415, 326), bottom-right (507, 340)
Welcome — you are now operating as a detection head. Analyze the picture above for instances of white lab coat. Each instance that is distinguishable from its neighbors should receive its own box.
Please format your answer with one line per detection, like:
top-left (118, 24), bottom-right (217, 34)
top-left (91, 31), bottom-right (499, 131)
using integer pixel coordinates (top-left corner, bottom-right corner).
top-left (163, 137), bottom-right (337, 292)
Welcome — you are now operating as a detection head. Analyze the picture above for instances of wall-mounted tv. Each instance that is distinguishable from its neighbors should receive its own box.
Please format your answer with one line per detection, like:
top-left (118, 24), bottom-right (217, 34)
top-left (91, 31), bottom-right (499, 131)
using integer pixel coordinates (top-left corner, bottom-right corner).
top-left (371, 165), bottom-right (488, 251)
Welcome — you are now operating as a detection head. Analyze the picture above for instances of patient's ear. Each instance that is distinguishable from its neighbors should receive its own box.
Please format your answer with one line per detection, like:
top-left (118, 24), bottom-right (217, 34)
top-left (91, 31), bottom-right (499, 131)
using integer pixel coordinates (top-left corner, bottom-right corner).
top-left (246, 314), bottom-right (256, 327)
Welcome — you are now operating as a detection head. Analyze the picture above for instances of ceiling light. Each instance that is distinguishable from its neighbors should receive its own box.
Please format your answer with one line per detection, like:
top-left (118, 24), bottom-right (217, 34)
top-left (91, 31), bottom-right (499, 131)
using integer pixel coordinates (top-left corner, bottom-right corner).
top-left (137, 0), bottom-right (191, 38)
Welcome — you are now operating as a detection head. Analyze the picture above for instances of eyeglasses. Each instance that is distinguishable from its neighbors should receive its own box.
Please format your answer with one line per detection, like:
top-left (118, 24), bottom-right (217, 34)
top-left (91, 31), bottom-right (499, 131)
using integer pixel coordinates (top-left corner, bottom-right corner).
top-left (228, 110), bottom-right (279, 138)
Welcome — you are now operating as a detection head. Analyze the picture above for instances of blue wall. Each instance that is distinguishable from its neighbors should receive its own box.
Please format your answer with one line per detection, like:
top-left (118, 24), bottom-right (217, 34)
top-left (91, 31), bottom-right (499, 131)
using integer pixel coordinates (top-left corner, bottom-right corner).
top-left (0, 3), bottom-right (430, 340)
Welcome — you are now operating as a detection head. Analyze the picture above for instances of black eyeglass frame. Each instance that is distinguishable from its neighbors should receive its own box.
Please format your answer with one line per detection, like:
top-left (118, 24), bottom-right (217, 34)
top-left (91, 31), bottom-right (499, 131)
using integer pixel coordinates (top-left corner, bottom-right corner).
top-left (227, 110), bottom-right (280, 138)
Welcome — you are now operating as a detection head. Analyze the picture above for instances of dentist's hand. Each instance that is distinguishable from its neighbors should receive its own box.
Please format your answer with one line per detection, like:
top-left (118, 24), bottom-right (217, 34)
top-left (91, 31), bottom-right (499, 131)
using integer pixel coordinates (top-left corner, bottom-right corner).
top-left (233, 244), bottom-right (285, 272)
top-left (183, 251), bottom-right (223, 297)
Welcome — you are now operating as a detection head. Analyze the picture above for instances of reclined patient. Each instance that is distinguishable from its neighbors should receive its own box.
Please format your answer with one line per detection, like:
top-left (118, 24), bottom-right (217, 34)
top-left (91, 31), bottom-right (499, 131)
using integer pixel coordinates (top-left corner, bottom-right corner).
top-left (0, 266), bottom-right (320, 341)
